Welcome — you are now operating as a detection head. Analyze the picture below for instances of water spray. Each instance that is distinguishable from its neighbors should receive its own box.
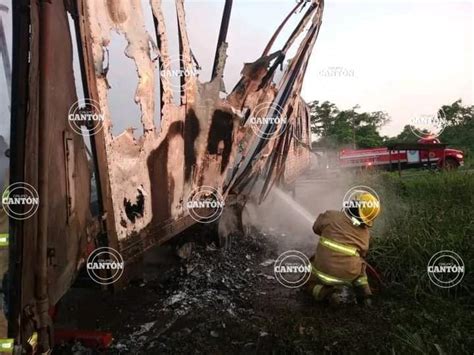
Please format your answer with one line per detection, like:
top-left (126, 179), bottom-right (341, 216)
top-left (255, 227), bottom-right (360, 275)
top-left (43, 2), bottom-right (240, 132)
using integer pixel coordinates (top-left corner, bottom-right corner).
top-left (272, 187), bottom-right (314, 225)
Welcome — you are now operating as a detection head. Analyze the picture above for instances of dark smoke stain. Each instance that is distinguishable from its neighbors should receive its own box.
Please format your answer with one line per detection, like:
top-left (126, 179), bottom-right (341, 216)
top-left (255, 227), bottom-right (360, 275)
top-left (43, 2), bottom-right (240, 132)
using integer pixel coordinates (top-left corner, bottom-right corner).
top-left (169, 121), bottom-right (184, 138)
top-left (123, 189), bottom-right (145, 223)
top-left (184, 109), bottom-right (200, 182)
top-left (169, 176), bottom-right (175, 202)
top-left (147, 121), bottom-right (183, 225)
top-left (207, 110), bottom-right (234, 174)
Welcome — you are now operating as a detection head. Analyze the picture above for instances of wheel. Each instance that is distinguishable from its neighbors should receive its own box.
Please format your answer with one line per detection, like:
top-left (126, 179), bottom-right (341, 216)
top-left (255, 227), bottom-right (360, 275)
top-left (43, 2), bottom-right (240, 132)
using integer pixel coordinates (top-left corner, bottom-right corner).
top-left (442, 157), bottom-right (459, 170)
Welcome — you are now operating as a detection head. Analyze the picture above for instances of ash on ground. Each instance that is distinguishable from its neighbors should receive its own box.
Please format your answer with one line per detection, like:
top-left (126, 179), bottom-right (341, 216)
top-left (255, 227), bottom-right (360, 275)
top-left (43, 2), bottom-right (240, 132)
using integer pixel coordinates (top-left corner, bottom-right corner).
top-left (55, 226), bottom-right (390, 354)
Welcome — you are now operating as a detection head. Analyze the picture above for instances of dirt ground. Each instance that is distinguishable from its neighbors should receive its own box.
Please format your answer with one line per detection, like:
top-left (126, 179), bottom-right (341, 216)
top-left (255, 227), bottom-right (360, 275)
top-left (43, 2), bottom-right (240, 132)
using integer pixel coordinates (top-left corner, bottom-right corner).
top-left (54, 222), bottom-right (394, 354)
top-left (52, 172), bottom-right (398, 354)
top-left (50, 170), bottom-right (474, 354)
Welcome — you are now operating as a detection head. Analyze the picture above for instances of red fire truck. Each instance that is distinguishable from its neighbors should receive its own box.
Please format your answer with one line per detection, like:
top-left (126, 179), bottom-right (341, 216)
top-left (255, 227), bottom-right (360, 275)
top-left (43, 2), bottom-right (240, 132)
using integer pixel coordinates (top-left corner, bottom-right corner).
top-left (338, 137), bottom-right (464, 171)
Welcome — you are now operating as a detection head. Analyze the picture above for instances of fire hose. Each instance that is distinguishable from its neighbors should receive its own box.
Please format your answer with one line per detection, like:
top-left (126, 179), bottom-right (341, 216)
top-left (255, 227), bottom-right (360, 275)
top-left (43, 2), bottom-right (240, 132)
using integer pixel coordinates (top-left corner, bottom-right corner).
top-left (365, 261), bottom-right (385, 293)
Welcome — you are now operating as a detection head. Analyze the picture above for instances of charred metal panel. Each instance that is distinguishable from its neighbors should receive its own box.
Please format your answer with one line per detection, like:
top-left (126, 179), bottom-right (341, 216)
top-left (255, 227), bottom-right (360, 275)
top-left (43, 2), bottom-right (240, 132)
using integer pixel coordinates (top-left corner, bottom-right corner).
top-left (78, 0), bottom-right (324, 259)
top-left (283, 101), bottom-right (312, 184)
top-left (9, 0), bottom-right (94, 349)
top-left (35, 0), bottom-right (92, 308)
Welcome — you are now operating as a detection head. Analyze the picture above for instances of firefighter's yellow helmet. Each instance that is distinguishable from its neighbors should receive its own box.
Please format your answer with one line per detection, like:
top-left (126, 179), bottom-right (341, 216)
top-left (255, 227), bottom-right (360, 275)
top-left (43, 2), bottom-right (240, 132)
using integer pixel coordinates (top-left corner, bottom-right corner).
top-left (357, 192), bottom-right (380, 227)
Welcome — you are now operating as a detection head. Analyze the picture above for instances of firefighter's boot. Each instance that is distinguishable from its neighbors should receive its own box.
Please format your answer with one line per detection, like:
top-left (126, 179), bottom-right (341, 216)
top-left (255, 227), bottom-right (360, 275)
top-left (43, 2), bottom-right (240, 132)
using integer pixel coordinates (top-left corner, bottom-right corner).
top-left (311, 284), bottom-right (335, 302)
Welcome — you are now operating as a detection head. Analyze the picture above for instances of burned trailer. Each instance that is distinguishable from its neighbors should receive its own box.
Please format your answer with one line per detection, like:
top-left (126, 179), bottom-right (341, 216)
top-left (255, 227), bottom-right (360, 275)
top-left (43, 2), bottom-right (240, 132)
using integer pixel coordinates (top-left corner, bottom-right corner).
top-left (6, 0), bottom-right (323, 351)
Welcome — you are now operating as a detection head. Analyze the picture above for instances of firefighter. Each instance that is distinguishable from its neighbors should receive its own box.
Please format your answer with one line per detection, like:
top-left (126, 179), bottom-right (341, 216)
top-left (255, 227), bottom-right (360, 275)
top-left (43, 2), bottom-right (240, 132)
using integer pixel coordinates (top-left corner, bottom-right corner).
top-left (307, 192), bottom-right (380, 306)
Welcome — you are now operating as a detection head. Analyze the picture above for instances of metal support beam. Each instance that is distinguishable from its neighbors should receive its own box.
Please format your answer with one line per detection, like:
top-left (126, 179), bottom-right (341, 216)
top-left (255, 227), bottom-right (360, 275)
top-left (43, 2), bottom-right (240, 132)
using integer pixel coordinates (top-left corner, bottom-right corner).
top-left (8, 0), bottom-right (30, 343)
top-left (211, 0), bottom-right (232, 81)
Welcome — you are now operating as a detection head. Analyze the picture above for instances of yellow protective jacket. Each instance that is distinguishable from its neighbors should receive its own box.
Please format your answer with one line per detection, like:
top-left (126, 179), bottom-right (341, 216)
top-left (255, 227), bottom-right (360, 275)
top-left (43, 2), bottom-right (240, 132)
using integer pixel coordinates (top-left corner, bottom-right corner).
top-left (312, 210), bottom-right (370, 287)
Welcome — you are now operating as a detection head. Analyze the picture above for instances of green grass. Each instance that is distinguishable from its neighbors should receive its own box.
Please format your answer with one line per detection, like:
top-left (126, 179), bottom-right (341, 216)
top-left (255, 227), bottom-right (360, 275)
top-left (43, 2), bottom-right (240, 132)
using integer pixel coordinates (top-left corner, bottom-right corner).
top-left (368, 171), bottom-right (473, 298)
top-left (461, 152), bottom-right (474, 169)
top-left (357, 171), bottom-right (474, 353)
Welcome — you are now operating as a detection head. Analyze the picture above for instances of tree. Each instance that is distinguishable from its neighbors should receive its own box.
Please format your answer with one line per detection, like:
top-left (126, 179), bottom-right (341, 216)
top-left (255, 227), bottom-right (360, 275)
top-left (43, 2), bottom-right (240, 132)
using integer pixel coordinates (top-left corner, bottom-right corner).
top-left (356, 125), bottom-right (384, 148)
top-left (441, 99), bottom-right (473, 126)
top-left (309, 100), bottom-right (389, 149)
top-left (439, 99), bottom-right (474, 156)
top-left (309, 98), bottom-right (473, 160)
top-left (309, 100), bottom-right (339, 137)
top-left (383, 125), bottom-right (419, 145)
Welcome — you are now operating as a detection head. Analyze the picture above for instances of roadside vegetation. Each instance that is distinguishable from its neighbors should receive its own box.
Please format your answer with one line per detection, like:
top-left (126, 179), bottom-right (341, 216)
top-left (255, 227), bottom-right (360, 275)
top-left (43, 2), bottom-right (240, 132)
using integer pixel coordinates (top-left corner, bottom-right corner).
top-left (361, 171), bottom-right (474, 354)
top-left (309, 99), bottom-right (473, 353)
top-left (309, 99), bottom-right (474, 167)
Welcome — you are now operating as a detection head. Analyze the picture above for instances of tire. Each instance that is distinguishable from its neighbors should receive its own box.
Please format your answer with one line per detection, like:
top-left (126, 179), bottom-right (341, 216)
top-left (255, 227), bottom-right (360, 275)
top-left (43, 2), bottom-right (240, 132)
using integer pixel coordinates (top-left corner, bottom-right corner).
top-left (442, 157), bottom-right (459, 170)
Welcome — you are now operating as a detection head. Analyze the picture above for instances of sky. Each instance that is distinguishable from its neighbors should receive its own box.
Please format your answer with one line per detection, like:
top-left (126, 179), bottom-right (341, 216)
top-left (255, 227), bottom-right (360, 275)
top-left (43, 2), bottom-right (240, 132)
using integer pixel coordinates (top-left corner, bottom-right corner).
top-left (159, 0), bottom-right (473, 137)
top-left (0, 0), bottom-right (472, 141)
top-left (301, 0), bottom-right (474, 136)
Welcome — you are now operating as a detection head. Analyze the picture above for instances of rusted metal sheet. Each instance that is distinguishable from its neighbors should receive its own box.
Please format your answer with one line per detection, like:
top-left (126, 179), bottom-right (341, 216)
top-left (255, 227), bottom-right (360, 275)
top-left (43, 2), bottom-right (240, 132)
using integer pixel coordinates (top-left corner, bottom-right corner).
top-left (77, 0), bottom-right (323, 259)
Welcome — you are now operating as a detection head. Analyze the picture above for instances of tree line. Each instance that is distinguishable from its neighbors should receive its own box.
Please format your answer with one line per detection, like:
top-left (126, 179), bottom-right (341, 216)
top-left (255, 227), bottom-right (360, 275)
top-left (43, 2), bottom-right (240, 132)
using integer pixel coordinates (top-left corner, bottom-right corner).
top-left (309, 99), bottom-right (474, 157)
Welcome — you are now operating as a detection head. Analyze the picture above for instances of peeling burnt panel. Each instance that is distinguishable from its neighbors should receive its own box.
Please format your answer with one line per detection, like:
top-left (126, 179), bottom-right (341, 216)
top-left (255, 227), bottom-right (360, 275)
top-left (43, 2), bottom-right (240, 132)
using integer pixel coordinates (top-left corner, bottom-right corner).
top-left (229, 51), bottom-right (282, 104)
top-left (79, 0), bottom-right (324, 260)
top-left (147, 121), bottom-right (184, 225)
top-left (106, 0), bottom-right (128, 24)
